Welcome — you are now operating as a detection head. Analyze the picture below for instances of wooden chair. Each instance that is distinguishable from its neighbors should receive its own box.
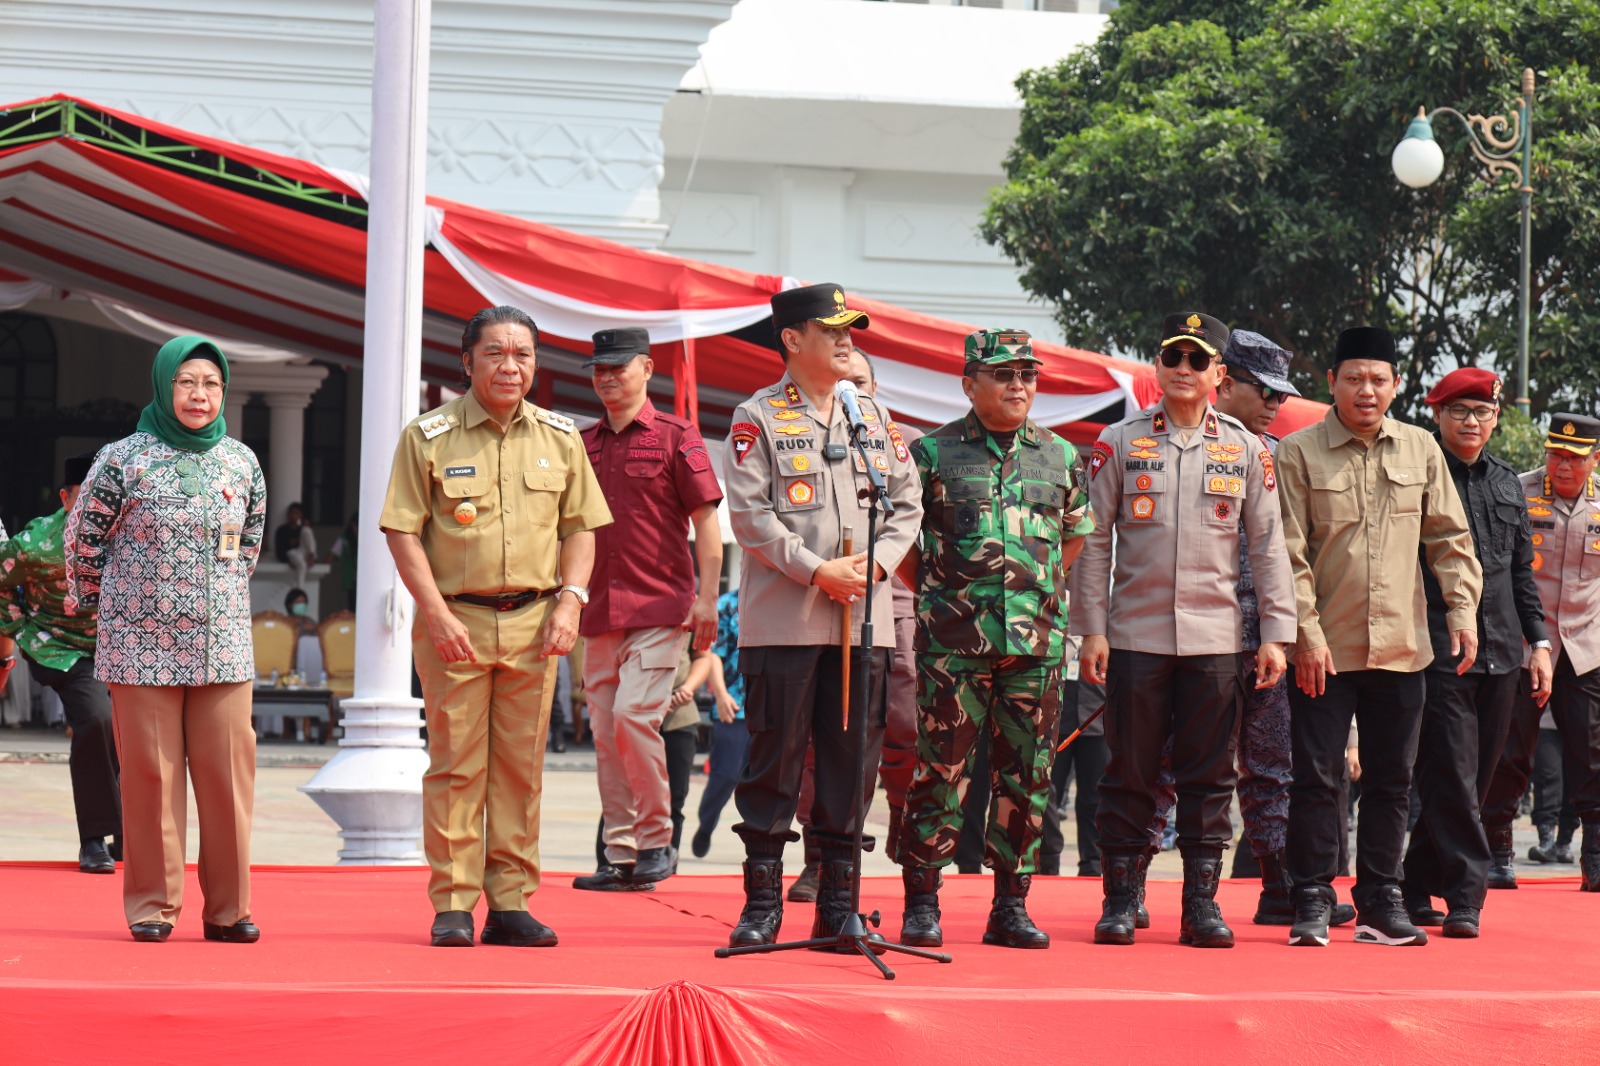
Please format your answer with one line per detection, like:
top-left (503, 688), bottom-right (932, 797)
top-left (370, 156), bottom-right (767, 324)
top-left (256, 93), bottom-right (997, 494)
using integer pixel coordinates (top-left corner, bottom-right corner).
top-left (319, 611), bottom-right (357, 740)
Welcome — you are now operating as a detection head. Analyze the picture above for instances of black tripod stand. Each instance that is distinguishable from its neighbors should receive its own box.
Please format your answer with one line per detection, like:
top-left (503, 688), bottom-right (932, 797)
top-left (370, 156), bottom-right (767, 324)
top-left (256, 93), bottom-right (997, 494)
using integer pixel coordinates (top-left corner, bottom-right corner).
top-left (715, 417), bottom-right (952, 980)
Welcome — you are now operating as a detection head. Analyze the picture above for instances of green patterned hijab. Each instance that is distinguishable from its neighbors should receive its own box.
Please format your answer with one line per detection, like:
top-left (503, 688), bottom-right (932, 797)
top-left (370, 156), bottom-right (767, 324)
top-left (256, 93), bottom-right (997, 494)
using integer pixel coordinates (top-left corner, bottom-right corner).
top-left (136, 336), bottom-right (229, 452)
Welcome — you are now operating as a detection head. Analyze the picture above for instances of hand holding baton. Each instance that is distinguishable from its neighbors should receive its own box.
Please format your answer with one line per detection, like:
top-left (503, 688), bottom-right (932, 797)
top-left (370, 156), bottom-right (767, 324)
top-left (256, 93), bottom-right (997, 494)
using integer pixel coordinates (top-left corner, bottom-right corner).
top-left (1056, 702), bottom-right (1106, 753)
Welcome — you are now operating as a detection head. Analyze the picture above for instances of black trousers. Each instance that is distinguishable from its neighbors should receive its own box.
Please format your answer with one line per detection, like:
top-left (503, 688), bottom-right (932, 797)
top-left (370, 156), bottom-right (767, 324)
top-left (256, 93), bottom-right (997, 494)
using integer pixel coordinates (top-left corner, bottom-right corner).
top-left (1287, 667), bottom-right (1425, 906)
top-left (26, 655), bottom-right (121, 841)
top-left (1040, 733), bottom-right (1107, 876)
top-left (1532, 728), bottom-right (1579, 836)
top-left (1484, 654), bottom-right (1600, 828)
top-left (954, 730), bottom-right (990, 871)
top-left (1097, 650), bottom-right (1242, 854)
top-left (1402, 667), bottom-right (1520, 909)
top-left (734, 645), bottom-right (888, 855)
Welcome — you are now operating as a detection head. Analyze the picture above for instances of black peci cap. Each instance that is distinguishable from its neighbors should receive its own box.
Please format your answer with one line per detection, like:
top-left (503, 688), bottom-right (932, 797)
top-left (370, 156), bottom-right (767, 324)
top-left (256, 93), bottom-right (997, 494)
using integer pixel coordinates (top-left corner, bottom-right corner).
top-left (1331, 326), bottom-right (1398, 368)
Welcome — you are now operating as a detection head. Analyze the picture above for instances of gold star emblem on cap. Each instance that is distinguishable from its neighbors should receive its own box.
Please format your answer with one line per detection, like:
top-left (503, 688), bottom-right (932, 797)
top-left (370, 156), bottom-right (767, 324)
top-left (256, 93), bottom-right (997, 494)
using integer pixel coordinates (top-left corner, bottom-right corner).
top-left (1186, 314), bottom-right (1203, 329)
top-left (833, 290), bottom-right (845, 309)
top-left (1566, 422), bottom-right (1577, 436)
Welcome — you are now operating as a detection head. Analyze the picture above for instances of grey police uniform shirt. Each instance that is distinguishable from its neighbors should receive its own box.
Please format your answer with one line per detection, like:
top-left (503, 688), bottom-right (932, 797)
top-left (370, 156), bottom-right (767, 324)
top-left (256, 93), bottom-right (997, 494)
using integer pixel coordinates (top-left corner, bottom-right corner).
top-left (1522, 469), bottom-right (1600, 676)
top-left (1070, 401), bottom-right (1297, 655)
top-left (722, 372), bottom-right (923, 649)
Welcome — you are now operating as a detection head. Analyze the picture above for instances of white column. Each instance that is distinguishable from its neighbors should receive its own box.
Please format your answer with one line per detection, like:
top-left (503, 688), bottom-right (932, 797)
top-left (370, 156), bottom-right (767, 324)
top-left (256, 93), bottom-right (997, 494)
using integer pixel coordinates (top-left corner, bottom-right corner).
top-left (299, 0), bottom-right (432, 865)
top-left (224, 392), bottom-right (248, 441)
top-left (260, 363), bottom-right (330, 509)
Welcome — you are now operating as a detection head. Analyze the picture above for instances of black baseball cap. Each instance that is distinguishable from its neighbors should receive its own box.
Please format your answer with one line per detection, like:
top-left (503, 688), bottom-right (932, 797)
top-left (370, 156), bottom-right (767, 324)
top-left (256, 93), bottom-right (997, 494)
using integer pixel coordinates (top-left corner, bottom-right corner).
top-left (770, 283), bottom-right (870, 333)
top-left (584, 327), bottom-right (651, 368)
top-left (1160, 312), bottom-right (1229, 359)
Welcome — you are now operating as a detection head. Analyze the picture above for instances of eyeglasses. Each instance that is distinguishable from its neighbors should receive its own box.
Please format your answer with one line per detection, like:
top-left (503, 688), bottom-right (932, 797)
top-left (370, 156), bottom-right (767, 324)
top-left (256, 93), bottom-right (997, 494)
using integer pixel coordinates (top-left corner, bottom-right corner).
top-left (1443, 403), bottom-right (1499, 423)
top-left (1158, 348), bottom-right (1218, 372)
top-left (173, 376), bottom-right (224, 395)
top-left (1231, 376), bottom-right (1286, 403)
top-left (972, 367), bottom-right (1040, 385)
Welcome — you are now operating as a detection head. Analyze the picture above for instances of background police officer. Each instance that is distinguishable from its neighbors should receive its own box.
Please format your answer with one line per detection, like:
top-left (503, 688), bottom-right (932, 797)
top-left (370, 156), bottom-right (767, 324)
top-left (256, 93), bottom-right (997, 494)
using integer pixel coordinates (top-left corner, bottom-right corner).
top-left (1074, 312), bottom-right (1296, 949)
top-left (893, 328), bottom-right (1093, 950)
top-left (383, 305), bottom-right (612, 949)
top-left (721, 283), bottom-right (922, 949)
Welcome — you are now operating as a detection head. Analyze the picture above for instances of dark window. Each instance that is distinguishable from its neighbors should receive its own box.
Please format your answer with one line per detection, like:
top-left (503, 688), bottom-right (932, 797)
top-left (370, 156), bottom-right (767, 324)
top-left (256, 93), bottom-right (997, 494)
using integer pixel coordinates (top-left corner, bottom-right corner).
top-left (0, 312), bottom-right (57, 420)
top-left (303, 363), bottom-right (348, 525)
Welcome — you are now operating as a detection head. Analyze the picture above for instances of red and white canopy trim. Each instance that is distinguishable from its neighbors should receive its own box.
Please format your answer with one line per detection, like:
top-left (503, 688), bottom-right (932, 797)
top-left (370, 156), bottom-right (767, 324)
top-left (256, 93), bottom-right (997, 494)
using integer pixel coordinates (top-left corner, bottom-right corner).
top-left (0, 94), bottom-right (1327, 442)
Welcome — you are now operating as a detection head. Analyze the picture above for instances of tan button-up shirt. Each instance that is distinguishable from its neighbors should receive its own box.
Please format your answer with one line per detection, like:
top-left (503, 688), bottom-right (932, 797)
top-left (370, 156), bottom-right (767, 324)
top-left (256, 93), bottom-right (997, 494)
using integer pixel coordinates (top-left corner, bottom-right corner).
top-left (1522, 470), bottom-right (1600, 676)
top-left (1276, 408), bottom-right (1481, 673)
top-left (723, 372), bottom-right (922, 648)
top-left (379, 392), bottom-right (613, 596)
top-left (1070, 400), bottom-right (1296, 655)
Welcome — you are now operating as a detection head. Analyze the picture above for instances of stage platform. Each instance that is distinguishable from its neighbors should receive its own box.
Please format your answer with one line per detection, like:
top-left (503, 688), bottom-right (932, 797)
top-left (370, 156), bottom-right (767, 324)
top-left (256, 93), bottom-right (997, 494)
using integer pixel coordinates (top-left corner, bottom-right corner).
top-left (2, 862), bottom-right (1595, 1065)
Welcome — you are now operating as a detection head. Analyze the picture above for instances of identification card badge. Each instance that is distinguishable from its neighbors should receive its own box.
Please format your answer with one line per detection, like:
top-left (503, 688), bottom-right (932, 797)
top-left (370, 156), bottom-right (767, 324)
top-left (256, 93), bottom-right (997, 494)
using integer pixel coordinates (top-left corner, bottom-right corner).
top-left (1066, 660), bottom-right (1081, 682)
top-left (217, 521), bottom-right (242, 559)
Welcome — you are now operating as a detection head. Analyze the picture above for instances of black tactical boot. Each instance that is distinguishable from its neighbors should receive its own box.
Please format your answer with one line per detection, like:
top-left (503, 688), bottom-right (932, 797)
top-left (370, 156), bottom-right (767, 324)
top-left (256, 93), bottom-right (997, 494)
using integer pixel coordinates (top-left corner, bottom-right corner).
top-left (1179, 852), bottom-right (1234, 948)
top-left (1581, 821), bottom-right (1600, 892)
top-left (1133, 848), bottom-right (1152, 929)
top-left (887, 803), bottom-right (905, 861)
top-left (1253, 849), bottom-right (1294, 926)
top-left (1554, 824), bottom-right (1576, 864)
top-left (729, 857), bottom-right (783, 947)
top-left (900, 866), bottom-right (943, 947)
top-left (983, 869), bottom-right (1049, 949)
top-left (809, 858), bottom-right (855, 947)
top-left (1528, 823), bottom-right (1559, 864)
top-left (1487, 825), bottom-right (1517, 889)
top-left (1094, 852), bottom-right (1141, 945)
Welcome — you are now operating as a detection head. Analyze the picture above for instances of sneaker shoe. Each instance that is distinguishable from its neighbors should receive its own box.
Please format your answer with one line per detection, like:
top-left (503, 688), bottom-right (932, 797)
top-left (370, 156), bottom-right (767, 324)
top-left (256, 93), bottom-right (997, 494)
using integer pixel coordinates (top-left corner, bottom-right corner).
top-left (1354, 886), bottom-right (1429, 946)
top-left (1404, 894), bottom-right (1445, 927)
top-left (1442, 906), bottom-right (1481, 939)
top-left (1289, 889), bottom-right (1332, 948)
top-left (572, 863), bottom-right (655, 892)
top-left (1330, 901), bottom-right (1357, 927)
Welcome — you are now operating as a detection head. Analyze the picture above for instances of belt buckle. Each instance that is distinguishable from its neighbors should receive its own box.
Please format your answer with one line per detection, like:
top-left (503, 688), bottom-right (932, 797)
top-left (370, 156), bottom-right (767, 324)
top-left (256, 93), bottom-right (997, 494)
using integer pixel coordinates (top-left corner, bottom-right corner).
top-left (497, 596), bottom-right (518, 612)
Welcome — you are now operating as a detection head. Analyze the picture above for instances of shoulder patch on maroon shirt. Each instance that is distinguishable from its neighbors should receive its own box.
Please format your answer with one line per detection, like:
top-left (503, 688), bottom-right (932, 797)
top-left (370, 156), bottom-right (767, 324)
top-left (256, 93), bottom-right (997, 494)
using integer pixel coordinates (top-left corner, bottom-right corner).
top-left (681, 440), bottom-right (710, 472)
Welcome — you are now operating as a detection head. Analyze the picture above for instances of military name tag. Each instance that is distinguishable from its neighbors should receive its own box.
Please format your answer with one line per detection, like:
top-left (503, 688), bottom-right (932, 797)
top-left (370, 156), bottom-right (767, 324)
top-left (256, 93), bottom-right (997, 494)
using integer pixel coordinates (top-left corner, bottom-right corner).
top-left (444, 465), bottom-right (477, 477)
top-left (217, 521), bottom-right (242, 559)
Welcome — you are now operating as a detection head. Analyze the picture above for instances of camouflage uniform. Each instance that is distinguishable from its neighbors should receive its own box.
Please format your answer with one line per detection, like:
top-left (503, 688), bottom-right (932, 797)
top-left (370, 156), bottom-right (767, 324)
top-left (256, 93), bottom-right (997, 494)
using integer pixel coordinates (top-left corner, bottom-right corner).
top-left (897, 334), bottom-right (1094, 876)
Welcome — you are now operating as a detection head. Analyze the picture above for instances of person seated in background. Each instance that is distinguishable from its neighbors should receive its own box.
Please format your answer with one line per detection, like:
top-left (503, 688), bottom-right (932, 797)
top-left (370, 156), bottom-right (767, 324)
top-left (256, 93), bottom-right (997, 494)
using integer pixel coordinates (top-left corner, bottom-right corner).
top-left (274, 501), bottom-right (318, 586)
top-left (284, 587), bottom-right (318, 637)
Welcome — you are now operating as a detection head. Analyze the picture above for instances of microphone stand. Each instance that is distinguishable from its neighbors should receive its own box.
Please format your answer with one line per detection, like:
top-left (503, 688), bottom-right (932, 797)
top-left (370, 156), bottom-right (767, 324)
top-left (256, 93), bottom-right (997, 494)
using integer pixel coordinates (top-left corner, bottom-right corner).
top-left (716, 411), bottom-right (952, 979)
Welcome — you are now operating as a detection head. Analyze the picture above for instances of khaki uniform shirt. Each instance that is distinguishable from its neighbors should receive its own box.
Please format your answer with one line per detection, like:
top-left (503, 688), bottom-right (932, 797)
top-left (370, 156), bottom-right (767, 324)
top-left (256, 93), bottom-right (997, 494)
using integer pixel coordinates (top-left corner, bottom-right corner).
top-left (1071, 401), bottom-right (1296, 655)
top-left (1522, 470), bottom-right (1600, 676)
top-left (723, 372), bottom-right (923, 648)
top-left (1276, 408), bottom-right (1481, 673)
top-left (379, 392), bottom-right (612, 595)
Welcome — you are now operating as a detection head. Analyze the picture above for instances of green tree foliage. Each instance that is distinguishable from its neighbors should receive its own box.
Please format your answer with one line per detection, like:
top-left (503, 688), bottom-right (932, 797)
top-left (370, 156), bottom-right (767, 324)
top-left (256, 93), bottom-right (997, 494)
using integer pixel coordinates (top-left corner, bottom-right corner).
top-left (1488, 405), bottom-right (1547, 472)
top-left (982, 0), bottom-right (1600, 418)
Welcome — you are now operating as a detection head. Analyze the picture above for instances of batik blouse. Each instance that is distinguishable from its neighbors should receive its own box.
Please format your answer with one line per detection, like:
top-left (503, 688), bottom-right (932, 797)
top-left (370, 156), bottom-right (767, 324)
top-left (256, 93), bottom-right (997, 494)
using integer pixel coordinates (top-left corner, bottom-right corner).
top-left (65, 432), bottom-right (266, 686)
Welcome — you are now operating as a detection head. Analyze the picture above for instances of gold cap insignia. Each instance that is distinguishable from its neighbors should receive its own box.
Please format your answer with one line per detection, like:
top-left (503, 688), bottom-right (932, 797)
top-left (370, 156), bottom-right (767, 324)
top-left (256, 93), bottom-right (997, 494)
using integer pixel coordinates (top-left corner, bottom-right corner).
top-left (1186, 314), bottom-right (1203, 329)
top-left (1566, 422), bottom-right (1577, 436)
top-left (833, 290), bottom-right (845, 309)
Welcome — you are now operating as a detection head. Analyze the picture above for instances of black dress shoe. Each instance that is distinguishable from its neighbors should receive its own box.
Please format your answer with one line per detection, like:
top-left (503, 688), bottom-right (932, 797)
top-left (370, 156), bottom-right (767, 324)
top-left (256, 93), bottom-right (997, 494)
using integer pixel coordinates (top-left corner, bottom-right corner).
top-left (572, 863), bottom-right (654, 892)
top-left (548, 732), bottom-right (567, 754)
top-left (481, 910), bottom-right (558, 947)
top-left (430, 910), bottom-right (475, 947)
top-left (203, 919), bottom-right (261, 943)
top-left (79, 838), bottom-right (115, 874)
top-left (129, 921), bottom-right (173, 942)
top-left (632, 847), bottom-right (674, 885)
top-left (691, 825), bottom-right (713, 859)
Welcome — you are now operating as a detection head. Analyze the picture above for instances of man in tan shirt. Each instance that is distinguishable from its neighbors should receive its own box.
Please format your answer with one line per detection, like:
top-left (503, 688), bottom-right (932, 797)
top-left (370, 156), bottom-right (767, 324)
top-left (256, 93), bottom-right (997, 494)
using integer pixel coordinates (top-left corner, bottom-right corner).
top-left (720, 282), bottom-right (922, 949)
top-left (1276, 325), bottom-right (1481, 948)
top-left (382, 305), bottom-right (613, 949)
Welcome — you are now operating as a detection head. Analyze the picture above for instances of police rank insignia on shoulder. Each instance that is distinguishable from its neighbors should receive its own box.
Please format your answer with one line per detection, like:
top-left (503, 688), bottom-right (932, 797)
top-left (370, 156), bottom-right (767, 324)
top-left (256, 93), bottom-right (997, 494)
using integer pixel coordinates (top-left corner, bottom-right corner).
top-left (784, 382), bottom-right (803, 407)
top-left (1151, 411), bottom-right (1167, 433)
top-left (730, 421), bottom-right (760, 465)
top-left (1203, 412), bottom-right (1220, 437)
top-left (420, 413), bottom-right (456, 440)
top-left (538, 409), bottom-right (576, 433)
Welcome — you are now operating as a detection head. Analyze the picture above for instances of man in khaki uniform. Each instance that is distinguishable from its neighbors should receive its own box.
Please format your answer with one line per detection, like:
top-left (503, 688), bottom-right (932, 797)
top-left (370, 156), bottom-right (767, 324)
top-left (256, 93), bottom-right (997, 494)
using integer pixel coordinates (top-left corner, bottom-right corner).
top-left (1074, 311), bottom-right (1296, 949)
top-left (382, 305), bottom-right (612, 948)
top-left (722, 282), bottom-right (923, 949)
top-left (1276, 326), bottom-right (1481, 948)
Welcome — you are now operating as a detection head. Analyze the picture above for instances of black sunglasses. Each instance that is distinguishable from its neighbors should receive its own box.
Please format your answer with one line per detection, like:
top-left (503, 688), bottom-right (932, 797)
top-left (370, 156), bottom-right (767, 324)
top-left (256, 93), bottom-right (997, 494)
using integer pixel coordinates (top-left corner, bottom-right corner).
top-left (1159, 347), bottom-right (1218, 372)
top-left (1230, 375), bottom-right (1286, 403)
top-left (972, 367), bottom-right (1040, 385)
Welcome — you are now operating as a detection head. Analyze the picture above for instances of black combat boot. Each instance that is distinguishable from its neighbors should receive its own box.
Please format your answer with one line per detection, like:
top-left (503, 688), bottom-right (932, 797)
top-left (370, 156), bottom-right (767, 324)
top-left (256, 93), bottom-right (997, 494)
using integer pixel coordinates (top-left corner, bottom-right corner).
top-left (1487, 825), bottom-right (1518, 889)
top-left (1581, 821), bottom-right (1600, 892)
top-left (1554, 824), bottom-right (1576, 864)
top-left (1094, 852), bottom-right (1141, 945)
top-left (729, 857), bottom-right (783, 947)
top-left (900, 866), bottom-right (943, 947)
top-left (1253, 849), bottom-right (1294, 926)
top-left (809, 858), bottom-right (854, 947)
top-left (1179, 852), bottom-right (1234, 948)
top-left (984, 869), bottom-right (1049, 949)
top-left (1133, 847), bottom-right (1152, 929)
top-left (1528, 823), bottom-right (1559, 864)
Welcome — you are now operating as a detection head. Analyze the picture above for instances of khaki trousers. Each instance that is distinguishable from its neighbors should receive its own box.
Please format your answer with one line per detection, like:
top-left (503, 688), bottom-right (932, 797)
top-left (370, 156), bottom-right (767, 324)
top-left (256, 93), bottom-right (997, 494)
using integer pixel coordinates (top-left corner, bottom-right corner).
top-left (583, 626), bottom-right (686, 862)
top-left (107, 681), bottom-right (255, 928)
top-left (414, 598), bottom-right (556, 912)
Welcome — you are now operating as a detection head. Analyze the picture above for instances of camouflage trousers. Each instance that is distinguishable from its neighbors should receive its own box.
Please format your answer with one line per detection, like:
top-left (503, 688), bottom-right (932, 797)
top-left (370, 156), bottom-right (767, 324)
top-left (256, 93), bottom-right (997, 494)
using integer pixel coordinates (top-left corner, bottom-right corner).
top-left (896, 653), bottom-right (1062, 873)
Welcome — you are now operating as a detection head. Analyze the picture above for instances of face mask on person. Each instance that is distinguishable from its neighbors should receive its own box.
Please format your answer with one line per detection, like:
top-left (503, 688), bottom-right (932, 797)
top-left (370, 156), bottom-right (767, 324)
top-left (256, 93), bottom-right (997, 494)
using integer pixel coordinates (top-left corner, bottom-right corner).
top-left (291, 602), bottom-right (308, 617)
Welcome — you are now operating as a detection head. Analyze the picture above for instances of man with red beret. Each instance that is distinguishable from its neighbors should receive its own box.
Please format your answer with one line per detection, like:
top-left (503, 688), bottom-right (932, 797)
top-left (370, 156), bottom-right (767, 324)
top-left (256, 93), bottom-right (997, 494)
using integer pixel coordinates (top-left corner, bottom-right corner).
top-left (1401, 368), bottom-right (1552, 938)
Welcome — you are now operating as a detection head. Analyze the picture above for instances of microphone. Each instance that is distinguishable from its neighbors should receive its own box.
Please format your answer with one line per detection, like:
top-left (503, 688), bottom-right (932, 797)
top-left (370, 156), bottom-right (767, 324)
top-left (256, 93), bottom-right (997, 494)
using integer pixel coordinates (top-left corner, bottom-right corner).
top-left (834, 378), bottom-right (871, 437)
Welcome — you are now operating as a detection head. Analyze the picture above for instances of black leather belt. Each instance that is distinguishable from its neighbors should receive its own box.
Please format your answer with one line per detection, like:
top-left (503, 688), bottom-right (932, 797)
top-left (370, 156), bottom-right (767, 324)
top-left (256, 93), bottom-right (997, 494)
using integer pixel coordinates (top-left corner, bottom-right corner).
top-left (447, 589), bottom-right (557, 611)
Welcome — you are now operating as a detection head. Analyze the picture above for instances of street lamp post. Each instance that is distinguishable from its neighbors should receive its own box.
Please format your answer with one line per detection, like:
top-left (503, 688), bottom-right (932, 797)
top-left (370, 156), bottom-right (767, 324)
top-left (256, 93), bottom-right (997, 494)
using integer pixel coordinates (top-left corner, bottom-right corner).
top-left (1390, 68), bottom-right (1535, 416)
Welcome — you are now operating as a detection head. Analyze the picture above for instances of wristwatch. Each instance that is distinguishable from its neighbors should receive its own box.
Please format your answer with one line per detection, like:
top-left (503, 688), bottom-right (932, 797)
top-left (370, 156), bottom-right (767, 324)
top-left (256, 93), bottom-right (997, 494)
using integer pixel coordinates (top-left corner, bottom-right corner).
top-left (1532, 640), bottom-right (1553, 651)
top-left (559, 584), bottom-right (590, 606)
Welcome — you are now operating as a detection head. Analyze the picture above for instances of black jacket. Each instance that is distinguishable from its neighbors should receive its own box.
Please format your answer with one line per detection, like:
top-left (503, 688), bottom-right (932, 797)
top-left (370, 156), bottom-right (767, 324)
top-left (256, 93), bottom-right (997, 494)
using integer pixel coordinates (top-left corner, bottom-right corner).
top-left (1421, 439), bottom-right (1547, 675)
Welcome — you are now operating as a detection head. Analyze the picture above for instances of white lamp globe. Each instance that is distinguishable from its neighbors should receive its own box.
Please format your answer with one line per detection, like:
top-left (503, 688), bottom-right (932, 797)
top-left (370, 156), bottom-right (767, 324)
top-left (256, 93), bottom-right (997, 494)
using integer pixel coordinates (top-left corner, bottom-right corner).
top-left (1392, 111), bottom-right (1445, 188)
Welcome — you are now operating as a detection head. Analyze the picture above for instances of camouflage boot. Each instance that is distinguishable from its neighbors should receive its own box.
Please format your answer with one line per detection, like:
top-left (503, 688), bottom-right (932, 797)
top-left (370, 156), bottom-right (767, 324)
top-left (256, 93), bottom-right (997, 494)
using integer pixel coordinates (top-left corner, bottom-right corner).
top-left (983, 870), bottom-right (1049, 949)
top-left (900, 866), bottom-right (943, 947)
top-left (729, 858), bottom-right (783, 947)
top-left (1179, 852), bottom-right (1235, 948)
top-left (1486, 825), bottom-right (1517, 889)
top-left (1094, 851), bottom-right (1141, 945)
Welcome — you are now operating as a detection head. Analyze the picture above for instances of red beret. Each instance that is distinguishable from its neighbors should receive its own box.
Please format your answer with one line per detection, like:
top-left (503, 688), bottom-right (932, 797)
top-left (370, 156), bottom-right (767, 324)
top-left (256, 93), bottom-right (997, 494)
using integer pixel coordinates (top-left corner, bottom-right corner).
top-left (1425, 367), bottom-right (1502, 407)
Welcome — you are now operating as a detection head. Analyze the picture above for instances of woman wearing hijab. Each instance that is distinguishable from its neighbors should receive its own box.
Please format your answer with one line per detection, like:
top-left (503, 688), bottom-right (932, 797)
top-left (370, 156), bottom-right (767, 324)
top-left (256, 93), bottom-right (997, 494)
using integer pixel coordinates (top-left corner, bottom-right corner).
top-left (66, 336), bottom-right (267, 944)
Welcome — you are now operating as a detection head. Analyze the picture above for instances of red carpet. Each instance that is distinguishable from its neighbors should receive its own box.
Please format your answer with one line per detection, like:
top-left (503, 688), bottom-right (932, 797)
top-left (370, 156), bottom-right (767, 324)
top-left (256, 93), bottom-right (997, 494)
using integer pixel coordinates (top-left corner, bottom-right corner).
top-left (2, 862), bottom-right (1596, 1065)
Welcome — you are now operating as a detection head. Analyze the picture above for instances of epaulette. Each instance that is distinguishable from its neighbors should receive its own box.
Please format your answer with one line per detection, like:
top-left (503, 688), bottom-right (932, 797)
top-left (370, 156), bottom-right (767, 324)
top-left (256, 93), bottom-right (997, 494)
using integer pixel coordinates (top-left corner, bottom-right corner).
top-left (654, 411), bottom-right (692, 429)
top-left (1214, 409), bottom-right (1248, 431)
top-left (538, 408), bottom-right (577, 434)
top-left (418, 412), bottom-right (458, 440)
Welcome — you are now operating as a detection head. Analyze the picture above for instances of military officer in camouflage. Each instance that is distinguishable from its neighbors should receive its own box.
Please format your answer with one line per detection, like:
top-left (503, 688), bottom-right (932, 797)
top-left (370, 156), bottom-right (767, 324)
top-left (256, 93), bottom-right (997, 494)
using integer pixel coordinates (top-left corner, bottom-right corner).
top-left (893, 328), bottom-right (1094, 950)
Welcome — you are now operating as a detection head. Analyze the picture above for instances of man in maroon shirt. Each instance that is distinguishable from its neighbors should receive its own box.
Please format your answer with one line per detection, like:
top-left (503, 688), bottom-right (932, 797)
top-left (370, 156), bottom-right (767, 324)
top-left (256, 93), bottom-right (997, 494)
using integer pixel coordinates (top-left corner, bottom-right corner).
top-left (574, 327), bottom-right (724, 891)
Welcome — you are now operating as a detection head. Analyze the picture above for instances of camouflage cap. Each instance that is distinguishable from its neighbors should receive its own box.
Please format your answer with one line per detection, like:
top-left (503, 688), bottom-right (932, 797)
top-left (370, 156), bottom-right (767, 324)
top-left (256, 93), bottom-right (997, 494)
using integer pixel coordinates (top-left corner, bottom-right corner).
top-left (963, 328), bottom-right (1042, 372)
